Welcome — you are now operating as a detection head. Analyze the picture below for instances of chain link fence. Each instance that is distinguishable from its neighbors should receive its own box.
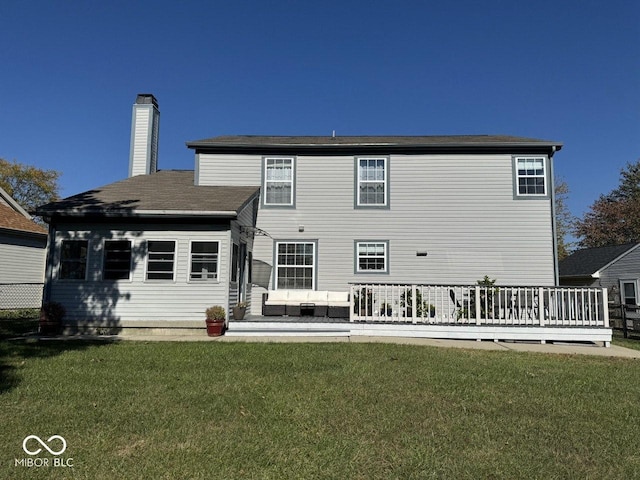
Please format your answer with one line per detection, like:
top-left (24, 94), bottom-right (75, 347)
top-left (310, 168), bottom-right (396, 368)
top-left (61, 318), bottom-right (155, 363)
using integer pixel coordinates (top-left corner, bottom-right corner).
top-left (0, 283), bottom-right (44, 309)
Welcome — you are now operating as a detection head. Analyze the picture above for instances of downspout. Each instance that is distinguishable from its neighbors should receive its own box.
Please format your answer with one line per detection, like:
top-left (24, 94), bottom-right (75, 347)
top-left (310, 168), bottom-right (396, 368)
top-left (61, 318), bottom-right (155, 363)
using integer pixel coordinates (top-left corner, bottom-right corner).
top-left (548, 146), bottom-right (559, 286)
top-left (42, 221), bottom-right (56, 304)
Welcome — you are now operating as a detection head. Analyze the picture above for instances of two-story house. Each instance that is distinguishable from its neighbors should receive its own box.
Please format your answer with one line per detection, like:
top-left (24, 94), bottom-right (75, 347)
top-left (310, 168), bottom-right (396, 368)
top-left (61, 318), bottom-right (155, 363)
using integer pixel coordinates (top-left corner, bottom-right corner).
top-left (187, 133), bottom-right (563, 319)
top-left (37, 94), bottom-right (576, 336)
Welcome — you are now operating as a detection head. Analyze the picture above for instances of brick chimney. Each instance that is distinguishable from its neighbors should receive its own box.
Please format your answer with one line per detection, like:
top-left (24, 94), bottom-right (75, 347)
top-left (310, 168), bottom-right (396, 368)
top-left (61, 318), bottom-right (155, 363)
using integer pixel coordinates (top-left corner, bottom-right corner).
top-left (128, 94), bottom-right (160, 177)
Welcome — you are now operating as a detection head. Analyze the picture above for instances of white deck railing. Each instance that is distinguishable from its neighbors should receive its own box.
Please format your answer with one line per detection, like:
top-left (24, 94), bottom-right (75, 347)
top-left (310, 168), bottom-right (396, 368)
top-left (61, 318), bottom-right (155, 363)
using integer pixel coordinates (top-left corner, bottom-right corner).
top-left (349, 283), bottom-right (609, 328)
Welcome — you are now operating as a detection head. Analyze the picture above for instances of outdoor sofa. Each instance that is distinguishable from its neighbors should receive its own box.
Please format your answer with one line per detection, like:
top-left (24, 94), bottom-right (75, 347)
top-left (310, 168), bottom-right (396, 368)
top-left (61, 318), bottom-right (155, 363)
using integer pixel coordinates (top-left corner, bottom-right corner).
top-left (262, 290), bottom-right (350, 318)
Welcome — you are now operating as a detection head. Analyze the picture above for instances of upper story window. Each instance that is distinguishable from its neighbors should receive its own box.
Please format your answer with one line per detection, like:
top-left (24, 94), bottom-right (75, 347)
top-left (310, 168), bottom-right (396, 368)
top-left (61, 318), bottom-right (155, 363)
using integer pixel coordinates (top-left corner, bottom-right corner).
top-left (190, 241), bottom-right (219, 281)
top-left (103, 240), bottom-right (132, 280)
top-left (515, 157), bottom-right (547, 196)
top-left (264, 157), bottom-right (295, 207)
top-left (356, 157), bottom-right (388, 207)
top-left (146, 240), bottom-right (176, 281)
top-left (59, 240), bottom-right (88, 280)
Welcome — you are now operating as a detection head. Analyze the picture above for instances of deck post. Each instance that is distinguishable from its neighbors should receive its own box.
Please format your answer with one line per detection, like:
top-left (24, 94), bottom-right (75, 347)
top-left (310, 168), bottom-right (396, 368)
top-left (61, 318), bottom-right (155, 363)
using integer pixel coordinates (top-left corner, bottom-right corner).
top-left (475, 286), bottom-right (481, 325)
top-left (602, 288), bottom-right (609, 328)
top-left (538, 287), bottom-right (545, 327)
top-left (349, 284), bottom-right (354, 323)
top-left (412, 285), bottom-right (418, 324)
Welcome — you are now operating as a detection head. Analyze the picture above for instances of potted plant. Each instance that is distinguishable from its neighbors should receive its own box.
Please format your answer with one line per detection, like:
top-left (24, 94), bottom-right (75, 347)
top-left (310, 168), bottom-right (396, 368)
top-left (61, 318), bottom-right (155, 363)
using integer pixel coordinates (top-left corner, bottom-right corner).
top-left (353, 288), bottom-right (374, 316)
top-left (39, 301), bottom-right (66, 336)
top-left (380, 302), bottom-right (393, 317)
top-left (205, 306), bottom-right (226, 336)
top-left (400, 289), bottom-right (434, 318)
top-left (232, 301), bottom-right (247, 320)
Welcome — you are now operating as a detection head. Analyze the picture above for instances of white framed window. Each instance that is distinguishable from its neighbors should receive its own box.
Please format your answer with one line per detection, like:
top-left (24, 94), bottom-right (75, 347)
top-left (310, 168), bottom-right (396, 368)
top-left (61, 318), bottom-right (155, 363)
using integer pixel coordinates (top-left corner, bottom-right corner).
top-left (356, 241), bottom-right (388, 273)
top-left (621, 280), bottom-right (638, 306)
top-left (275, 241), bottom-right (316, 289)
top-left (59, 240), bottom-right (88, 280)
top-left (146, 240), bottom-right (176, 281)
top-left (264, 157), bottom-right (295, 206)
top-left (515, 157), bottom-right (547, 196)
top-left (103, 240), bottom-right (132, 280)
top-left (190, 241), bottom-right (219, 281)
top-left (357, 157), bottom-right (388, 206)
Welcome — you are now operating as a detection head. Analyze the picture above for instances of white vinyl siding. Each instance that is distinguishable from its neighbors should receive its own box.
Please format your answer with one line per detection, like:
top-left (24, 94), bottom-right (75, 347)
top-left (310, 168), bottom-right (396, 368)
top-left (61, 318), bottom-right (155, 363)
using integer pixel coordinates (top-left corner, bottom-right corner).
top-left (49, 224), bottom-right (232, 324)
top-left (0, 232), bottom-right (46, 284)
top-left (247, 153), bottom-right (555, 305)
top-left (194, 150), bottom-right (556, 316)
top-left (60, 240), bottom-right (88, 280)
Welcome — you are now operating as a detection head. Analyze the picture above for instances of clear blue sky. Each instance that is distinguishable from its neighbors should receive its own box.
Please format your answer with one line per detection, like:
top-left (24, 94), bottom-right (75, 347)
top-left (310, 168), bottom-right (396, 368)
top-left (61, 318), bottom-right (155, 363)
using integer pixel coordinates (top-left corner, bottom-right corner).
top-left (1, 0), bottom-right (638, 220)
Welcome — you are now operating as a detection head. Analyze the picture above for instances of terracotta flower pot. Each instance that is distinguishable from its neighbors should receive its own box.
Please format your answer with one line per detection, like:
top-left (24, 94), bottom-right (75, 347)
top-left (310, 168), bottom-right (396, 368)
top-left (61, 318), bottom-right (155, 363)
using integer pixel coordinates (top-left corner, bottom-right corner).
top-left (205, 319), bottom-right (225, 336)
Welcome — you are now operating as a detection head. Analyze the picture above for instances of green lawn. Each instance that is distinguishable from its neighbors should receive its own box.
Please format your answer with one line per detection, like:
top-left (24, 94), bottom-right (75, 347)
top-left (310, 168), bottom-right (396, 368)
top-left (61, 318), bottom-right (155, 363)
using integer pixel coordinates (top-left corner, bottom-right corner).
top-left (613, 330), bottom-right (640, 351)
top-left (0, 309), bottom-right (39, 340)
top-left (1, 337), bottom-right (640, 479)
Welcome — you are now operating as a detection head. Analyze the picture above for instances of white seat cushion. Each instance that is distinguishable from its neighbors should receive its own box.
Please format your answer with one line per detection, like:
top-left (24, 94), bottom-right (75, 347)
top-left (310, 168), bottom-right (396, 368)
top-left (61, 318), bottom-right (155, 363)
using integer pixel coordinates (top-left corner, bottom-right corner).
top-left (328, 291), bottom-right (349, 305)
top-left (307, 291), bottom-right (329, 305)
top-left (265, 290), bottom-right (289, 305)
top-left (286, 290), bottom-right (311, 305)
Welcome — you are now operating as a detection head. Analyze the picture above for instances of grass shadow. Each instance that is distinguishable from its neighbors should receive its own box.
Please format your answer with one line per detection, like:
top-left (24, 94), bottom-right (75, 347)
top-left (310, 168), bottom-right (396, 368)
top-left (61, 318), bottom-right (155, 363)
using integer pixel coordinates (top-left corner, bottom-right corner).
top-left (0, 310), bottom-right (120, 394)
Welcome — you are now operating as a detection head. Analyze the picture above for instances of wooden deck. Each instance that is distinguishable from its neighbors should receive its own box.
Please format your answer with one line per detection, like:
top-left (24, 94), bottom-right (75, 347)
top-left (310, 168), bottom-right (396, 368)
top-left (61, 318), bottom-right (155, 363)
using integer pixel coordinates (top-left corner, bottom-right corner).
top-left (228, 283), bottom-right (613, 346)
top-left (226, 315), bottom-right (612, 346)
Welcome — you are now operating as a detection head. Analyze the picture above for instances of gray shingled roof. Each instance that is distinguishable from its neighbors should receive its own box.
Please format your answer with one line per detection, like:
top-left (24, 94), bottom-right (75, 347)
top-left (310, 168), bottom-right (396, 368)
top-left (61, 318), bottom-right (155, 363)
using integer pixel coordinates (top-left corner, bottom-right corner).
top-left (187, 135), bottom-right (560, 146)
top-left (186, 135), bottom-right (562, 155)
top-left (559, 243), bottom-right (640, 278)
top-left (35, 170), bottom-right (259, 218)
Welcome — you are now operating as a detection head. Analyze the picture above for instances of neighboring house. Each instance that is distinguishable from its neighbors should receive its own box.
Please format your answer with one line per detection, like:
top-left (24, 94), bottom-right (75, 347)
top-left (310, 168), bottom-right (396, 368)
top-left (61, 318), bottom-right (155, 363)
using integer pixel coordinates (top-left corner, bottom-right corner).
top-left (559, 243), bottom-right (640, 306)
top-left (36, 94), bottom-right (564, 332)
top-left (0, 187), bottom-right (48, 308)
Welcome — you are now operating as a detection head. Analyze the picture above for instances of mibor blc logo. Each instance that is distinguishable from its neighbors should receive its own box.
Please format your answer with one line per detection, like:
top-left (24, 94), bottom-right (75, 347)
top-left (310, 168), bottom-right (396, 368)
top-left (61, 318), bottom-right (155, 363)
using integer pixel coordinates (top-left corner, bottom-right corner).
top-left (23, 435), bottom-right (67, 456)
top-left (15, 435), bottom-right (73, 468)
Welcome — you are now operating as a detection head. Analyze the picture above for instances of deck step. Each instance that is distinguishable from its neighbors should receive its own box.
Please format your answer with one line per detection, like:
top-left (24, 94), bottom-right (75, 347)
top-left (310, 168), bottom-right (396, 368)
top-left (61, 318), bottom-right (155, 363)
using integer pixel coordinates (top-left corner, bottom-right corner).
top-left (226, 321), bottom-right (351, 337)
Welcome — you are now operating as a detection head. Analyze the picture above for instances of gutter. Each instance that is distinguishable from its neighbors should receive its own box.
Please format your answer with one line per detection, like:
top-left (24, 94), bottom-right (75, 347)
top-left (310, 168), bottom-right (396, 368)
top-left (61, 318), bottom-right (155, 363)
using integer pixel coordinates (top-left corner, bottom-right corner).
top-left (36, 209), bottom-right (240, 221)
top-left (186, 142), bottom-right (563, 157)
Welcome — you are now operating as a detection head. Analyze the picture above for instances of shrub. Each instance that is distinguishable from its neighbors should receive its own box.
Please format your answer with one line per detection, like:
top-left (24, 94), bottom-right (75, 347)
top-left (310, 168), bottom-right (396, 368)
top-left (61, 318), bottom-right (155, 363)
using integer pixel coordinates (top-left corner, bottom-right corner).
top-left (40, 301), bottom-right (66, 323)
top-left (206, 306), bottom-right (226, 321)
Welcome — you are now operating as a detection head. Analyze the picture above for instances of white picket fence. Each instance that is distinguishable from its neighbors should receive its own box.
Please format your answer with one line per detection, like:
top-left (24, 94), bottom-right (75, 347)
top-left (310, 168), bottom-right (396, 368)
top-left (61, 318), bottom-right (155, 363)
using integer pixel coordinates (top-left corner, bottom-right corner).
top-left (349, 283), bottom-right (609, 328)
